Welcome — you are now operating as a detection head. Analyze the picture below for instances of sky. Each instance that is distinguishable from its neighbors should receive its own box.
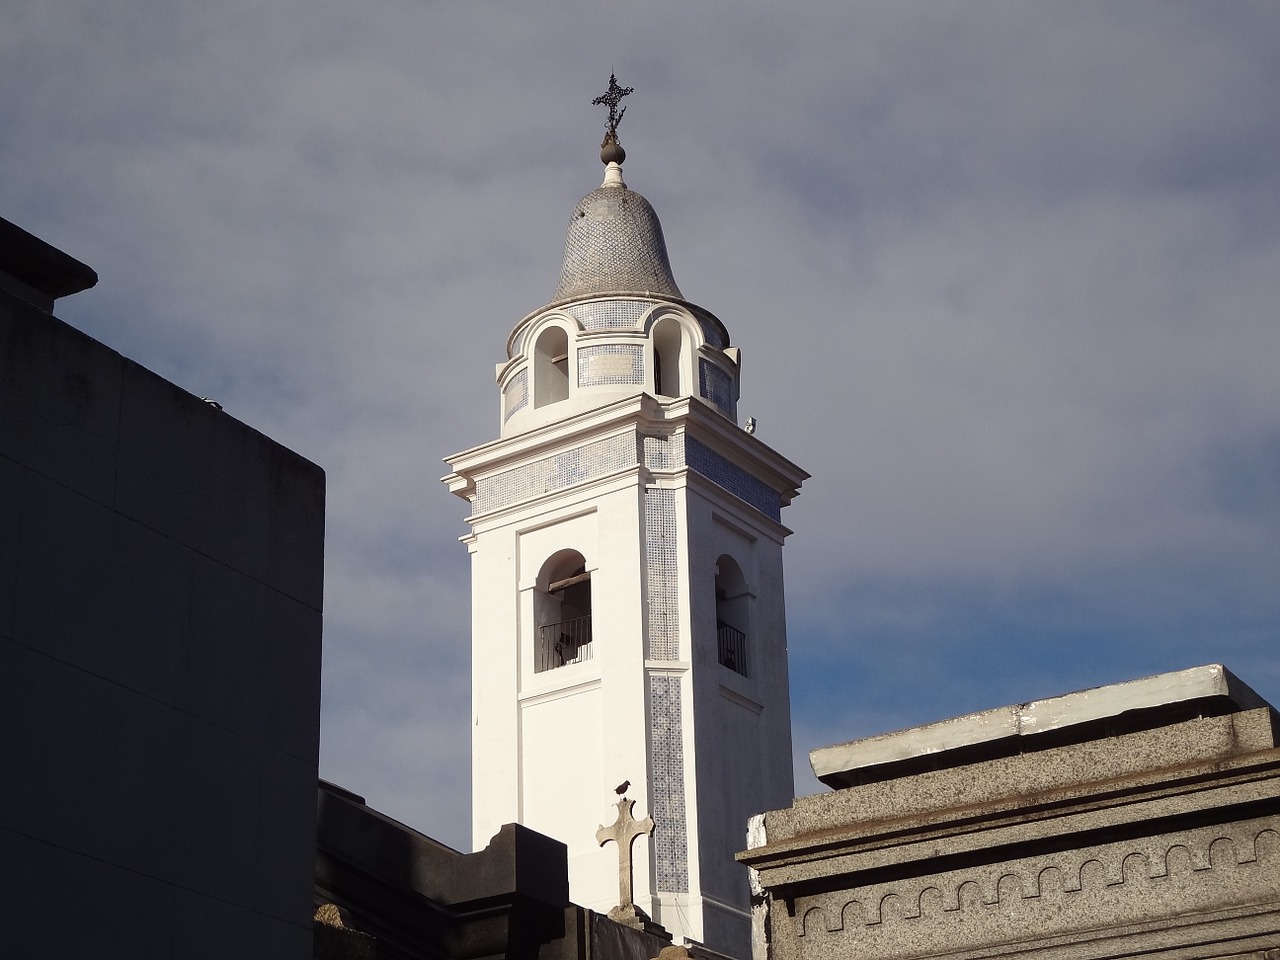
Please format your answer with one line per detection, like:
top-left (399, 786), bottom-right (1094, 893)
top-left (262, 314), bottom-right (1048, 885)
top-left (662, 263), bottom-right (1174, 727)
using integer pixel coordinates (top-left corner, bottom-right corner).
top-left (4, 1), bottom-right (1278, 852)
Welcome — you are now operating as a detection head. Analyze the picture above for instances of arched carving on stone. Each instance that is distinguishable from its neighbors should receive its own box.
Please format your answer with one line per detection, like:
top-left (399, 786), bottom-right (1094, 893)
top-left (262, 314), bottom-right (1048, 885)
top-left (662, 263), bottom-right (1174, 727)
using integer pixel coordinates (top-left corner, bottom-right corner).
top-left (839, 899), bottom-right (866, 930)
top-left (1162, 843), bottom-right (1195, 877)
top-left (1209, 836), bottom-right (1240, 869)
top-left (790, 824), bottom-right (1280, 938)
top-left (996, 873), bottom-right (1027, 904)
top-left (912, 886), bottom-right (944, 919)
top-left (798, 906), bottom-right (829, 937)
top-left (1253, 828), bottom-right (1280, 863)
top-left (951, 880), bottom-right (985, 912)
top-left (1036, 865), bottom-right (1068, 899)
top-left (1121, 852), bottom-right (1152, 884)
top-left (875, 893), bottom-right (906, 925)
top-left (1075, 858), bottom-right (1108, 891)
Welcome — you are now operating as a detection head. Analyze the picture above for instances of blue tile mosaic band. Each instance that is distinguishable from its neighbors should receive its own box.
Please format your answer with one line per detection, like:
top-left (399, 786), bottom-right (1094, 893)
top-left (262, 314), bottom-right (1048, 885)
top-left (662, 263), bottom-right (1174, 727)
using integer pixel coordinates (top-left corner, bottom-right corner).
top-left (504, 368), bottom-right (528, 421)
top-left (473, 434), bottom-right (638, 513)
top-left (698, 360), bottom-right (736, 419)
top-left (578, 344), bottom-right (645, 386)
top-left (644, 487), bottom-right (679, 660)
top-left (567, 299), bottom-right (659, 330)
top-left (685, 436), bottom-right (782, 523)
top-left (649, 674), bottom-right (689, 893)
top-left (696, 315), bottom-right (726, 350)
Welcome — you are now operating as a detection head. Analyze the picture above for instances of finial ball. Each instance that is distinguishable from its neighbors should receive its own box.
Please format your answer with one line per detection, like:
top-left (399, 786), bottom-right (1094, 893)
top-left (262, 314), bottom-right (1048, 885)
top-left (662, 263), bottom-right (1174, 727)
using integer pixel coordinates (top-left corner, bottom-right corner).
top-left (601, 131), bottom-right (626, 166)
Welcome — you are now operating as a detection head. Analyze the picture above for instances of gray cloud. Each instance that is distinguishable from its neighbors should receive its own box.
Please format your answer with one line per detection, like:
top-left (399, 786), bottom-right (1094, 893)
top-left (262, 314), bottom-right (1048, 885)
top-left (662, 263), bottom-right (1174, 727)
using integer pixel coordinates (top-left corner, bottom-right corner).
top-left (5, 0), bottom-right (1278, 848)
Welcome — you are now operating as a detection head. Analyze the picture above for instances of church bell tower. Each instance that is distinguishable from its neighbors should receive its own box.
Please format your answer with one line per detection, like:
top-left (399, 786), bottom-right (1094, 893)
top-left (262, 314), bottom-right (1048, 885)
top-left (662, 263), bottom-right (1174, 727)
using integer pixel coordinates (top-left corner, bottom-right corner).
top-left (443, 80), bottom-right (806, 955)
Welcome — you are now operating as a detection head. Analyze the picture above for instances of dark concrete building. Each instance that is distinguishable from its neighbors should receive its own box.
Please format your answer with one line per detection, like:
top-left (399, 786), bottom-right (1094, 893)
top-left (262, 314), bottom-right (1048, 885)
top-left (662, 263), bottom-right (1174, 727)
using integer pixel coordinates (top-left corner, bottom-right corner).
top-left (1, 217), bottom-right (325, 957)
top-left (315, 780), bottom-right (683, 960)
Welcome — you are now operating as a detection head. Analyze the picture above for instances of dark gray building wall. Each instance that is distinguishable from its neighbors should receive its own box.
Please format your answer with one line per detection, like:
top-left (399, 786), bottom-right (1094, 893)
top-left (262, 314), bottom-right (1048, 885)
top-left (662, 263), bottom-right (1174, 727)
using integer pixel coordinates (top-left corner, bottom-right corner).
top-left (0, 220), bottom-right (325, 957)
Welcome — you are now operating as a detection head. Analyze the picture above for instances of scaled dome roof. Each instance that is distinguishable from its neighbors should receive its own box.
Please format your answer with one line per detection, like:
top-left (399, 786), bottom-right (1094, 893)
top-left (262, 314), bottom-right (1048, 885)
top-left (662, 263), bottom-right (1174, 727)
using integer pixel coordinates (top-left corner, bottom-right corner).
top-left (553, 180), bottom-right (682, 301)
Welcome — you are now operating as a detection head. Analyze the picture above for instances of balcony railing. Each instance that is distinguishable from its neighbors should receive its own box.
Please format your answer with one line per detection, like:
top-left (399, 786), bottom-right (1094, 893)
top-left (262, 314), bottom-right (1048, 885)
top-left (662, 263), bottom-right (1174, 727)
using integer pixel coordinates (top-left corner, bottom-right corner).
top-left (717, 622), bottom-right (748, 677)
top-left (536, 616), bottom-right (593, 672)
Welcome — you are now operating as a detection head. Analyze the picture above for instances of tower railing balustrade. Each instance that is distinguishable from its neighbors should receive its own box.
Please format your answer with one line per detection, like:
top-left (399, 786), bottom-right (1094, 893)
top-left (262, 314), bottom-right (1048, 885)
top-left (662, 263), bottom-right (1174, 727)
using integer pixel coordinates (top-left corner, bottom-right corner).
top-left (717, 622), bottom-right (748, 677)
top-left (536, 616), bottom-right (593, 671)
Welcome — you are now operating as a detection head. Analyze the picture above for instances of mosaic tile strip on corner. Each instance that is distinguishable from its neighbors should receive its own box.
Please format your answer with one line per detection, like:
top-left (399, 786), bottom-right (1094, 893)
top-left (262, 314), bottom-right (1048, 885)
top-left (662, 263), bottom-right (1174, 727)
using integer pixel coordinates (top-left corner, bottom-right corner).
top-left (578, 344), bottom-right (645, 386)
top-left (685, 436), bottom-right (782, 522)
top-left (642, 434), bottom-right (685, 471)
top-left (503, 368), bottom-right (528, 421)
top-left (698, 359), bottom-right (736, 419)
top-left (644, 487), bottom-right (680, 660)
top-left (473, 434), bottom-right (638, 513)
top-left (649, 673), bottom-right (689, 893)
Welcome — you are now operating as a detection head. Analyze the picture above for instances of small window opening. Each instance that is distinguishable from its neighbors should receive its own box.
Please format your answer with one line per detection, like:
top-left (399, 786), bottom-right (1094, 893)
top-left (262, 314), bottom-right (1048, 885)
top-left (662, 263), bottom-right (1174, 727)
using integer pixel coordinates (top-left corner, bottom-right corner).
top-left (653, 318), bottom-right (686, 398)
top-left (535, 551), bottom-right (592, 672)
top-left (715, 556), bottom-right (749, 677)
top-left (534, 327), bottom-right (570, 408)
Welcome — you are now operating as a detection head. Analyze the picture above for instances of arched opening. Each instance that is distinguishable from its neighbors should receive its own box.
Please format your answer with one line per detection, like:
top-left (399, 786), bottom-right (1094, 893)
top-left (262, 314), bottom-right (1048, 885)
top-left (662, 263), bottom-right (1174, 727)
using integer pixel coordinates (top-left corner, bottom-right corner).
top-left (534, 326), bottom-right (570, 408)
top-left (714, 555), bottom-right (749, 676)
top-left (653, 317), bottom-right (687, 398)
top-left (535, 550), bottom-right (592, 672)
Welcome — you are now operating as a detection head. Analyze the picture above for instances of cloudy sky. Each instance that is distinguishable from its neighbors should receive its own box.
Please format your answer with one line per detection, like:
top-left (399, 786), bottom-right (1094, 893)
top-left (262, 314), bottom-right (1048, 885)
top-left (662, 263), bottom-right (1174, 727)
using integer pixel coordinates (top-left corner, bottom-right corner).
top-left (5, 2), bottom-right (1278, 851)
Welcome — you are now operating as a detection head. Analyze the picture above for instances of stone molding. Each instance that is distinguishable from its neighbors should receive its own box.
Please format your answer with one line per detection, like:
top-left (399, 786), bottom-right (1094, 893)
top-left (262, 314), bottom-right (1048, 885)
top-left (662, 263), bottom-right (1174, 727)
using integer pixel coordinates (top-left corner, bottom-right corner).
top-left (794, 819), bottom-right (1279, 945)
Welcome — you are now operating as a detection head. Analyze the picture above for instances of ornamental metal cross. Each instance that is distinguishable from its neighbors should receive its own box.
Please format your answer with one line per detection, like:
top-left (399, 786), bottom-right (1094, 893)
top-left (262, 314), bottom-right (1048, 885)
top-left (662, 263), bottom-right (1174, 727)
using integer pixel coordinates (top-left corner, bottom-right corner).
top-left (592, 73), bottom-right (634, 136)
top-left (596, 795), bottom-right (654, 910)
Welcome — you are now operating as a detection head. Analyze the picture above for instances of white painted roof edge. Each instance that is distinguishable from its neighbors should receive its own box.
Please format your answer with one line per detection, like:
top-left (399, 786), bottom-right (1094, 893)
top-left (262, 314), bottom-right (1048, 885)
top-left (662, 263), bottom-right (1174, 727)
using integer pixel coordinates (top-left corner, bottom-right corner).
top-left (810, 664), bottom-right (1270, 782)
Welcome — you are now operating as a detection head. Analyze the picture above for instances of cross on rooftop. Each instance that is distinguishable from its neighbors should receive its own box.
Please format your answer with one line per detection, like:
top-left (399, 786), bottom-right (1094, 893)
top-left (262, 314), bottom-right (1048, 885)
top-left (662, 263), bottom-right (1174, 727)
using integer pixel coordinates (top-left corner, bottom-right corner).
top-left (592, 73), bottom-right (634, 136)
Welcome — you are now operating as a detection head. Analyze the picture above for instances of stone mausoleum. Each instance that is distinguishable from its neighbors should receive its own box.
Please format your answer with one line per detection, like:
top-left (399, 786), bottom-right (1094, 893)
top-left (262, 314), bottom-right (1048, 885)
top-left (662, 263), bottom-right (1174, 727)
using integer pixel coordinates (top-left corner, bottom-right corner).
top-left (742, 665), bottom-right (1280, 960)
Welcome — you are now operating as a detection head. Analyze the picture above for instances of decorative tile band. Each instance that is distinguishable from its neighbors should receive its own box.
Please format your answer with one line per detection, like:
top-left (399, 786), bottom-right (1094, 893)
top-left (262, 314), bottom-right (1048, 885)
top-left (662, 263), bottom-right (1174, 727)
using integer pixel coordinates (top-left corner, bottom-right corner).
top-left (644, 487), bottom-right (679, 660)
top-left (699, 359), bottom-right (736, 419)
top-left (579, 344), bottom-right (645, 386)
top-left (567, 299), bottom-right (660, 330)
top-left (649, 674), bottom-right (689, 893)
top-left (685, 437), bottom-right (782, 522)
top-left (473, 433), bottom-right (638, 513)
top-left (504, 368), bottom-right (528, 421)
top-left (696, 315), bottom-right (726, 350)
top-left (510, 326), bottom-right (528, 357)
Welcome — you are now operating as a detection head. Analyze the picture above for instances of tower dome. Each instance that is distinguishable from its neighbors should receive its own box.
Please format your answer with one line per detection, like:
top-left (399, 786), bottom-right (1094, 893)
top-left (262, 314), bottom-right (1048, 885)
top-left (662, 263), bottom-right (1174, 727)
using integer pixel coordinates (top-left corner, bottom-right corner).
top-left (553, 165), bottom-right (682, 301)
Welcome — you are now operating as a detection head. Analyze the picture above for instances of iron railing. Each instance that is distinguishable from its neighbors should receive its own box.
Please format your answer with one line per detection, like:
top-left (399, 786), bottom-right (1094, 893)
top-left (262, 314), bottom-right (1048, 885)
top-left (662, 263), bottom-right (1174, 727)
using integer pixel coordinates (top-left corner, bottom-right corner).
top-left (536, 616), bottom-right (593, 672)
top-left (717, 622), bottom-right (748, 677)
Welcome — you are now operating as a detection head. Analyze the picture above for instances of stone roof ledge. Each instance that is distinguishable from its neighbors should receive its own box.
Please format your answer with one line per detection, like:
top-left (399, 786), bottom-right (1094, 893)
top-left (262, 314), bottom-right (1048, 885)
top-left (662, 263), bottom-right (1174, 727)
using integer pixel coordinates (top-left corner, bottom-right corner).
top-left (811, 664), bottom-right (1272, 789)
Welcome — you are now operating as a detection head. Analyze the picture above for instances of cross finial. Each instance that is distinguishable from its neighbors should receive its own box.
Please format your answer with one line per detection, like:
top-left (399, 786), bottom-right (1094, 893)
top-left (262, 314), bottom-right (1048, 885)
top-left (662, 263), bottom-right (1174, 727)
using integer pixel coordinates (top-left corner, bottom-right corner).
top-left (596, 793), bottom-right (654, 911)
top-left (593, 73), bottom-right (634, 138)
top-left (593, 74), bottom-right (634, 166)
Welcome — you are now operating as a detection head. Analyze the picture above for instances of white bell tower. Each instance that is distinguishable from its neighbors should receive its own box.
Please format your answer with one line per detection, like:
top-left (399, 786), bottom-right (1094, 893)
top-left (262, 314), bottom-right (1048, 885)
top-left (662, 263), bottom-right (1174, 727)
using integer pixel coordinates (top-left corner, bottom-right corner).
top-left (443, 90), bottom-right (806, 956)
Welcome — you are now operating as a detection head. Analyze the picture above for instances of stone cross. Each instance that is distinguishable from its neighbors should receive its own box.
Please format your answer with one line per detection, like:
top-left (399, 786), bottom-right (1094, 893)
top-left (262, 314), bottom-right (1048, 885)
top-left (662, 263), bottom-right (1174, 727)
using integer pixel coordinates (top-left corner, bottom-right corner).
top-left (596, 795), bottom-right (654, 910)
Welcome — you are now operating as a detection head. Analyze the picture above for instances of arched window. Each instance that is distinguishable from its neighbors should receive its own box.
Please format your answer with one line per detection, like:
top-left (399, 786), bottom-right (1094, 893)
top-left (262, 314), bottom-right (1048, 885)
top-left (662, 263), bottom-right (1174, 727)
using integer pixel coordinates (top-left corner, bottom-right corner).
top-left (535, 550), bottom-right (592, 672)
top-left (653, 317), bottom-right (687, 398)
top-left (534, 327), bottom-right (570, 408)
top-left (714, 555), bottom-right (749, 677)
